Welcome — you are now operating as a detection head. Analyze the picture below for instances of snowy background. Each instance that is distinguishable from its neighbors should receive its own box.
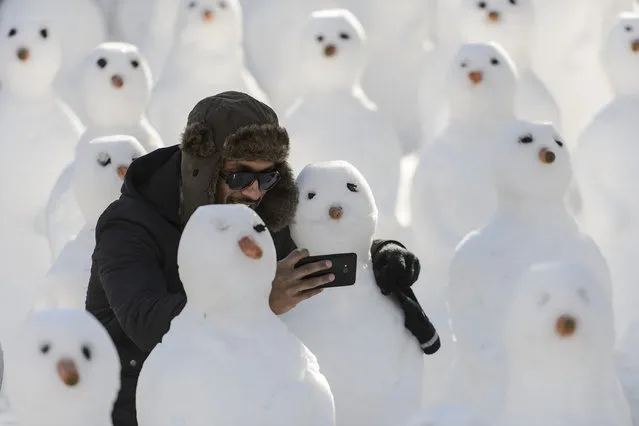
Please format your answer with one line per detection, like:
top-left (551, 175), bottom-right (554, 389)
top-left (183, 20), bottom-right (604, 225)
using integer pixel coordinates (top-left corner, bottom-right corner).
top-left (1, 0), bottom-right (639, 425)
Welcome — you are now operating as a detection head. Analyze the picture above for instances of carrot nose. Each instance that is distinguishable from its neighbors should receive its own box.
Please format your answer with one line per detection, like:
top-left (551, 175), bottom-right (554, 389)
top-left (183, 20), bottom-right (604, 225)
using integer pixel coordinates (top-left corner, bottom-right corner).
top-left (488, 11), bottom-right (500, 22)
top-left (468, 71), bottom-right (483, 84)
top-left (328, 206), bottom-right (343, 220)
top-left (539, 147), bottom-right (556, 164)
top-left (555, 314), bottom-right (577, 337)
top-left (117, 166), bottom-right (128, 180)
top-left (111, 74), bottom-right (124, 88)
top-left (57, 358), bottom-right (80, 386)
top-left (203, 9), bottom-right (214, 21)
top-left (238, 236), bottom-right (263, 259)
top-left (17, 47), bottom-right (29, 61)
top-left (632, 39), bottom-right (639, 52)
top-left (324, 44), bottom-right (337, 57)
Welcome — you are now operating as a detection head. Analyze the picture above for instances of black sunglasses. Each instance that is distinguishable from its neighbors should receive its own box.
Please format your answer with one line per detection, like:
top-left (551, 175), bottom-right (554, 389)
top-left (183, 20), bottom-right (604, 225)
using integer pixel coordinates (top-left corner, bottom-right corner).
top-left (221, 170), bottom-right (281, 191)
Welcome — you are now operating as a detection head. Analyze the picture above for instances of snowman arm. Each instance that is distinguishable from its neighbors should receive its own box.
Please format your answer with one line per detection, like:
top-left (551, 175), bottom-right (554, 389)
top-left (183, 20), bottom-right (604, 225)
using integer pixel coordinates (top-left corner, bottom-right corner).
top-left (97, 220), bottom-right (187, 352)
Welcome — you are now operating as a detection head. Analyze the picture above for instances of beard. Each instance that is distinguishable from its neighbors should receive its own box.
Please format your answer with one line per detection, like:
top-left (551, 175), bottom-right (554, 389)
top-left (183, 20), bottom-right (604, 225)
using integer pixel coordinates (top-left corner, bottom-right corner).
top-left (226, 195), bottom-right (262, 210)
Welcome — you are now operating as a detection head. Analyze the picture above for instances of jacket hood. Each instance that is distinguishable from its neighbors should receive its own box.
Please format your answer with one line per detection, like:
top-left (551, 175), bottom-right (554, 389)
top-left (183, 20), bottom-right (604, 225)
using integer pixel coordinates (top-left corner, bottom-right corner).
top-left (179, 91), bottom-right (298, 231)
top-left (121, 145), bottom-right (183, 226)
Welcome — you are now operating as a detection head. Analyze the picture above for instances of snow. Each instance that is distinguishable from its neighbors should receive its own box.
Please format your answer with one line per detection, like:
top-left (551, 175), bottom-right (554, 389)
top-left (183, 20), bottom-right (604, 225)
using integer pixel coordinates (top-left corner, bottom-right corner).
top-left (0, 1), bottom-right (638, 425)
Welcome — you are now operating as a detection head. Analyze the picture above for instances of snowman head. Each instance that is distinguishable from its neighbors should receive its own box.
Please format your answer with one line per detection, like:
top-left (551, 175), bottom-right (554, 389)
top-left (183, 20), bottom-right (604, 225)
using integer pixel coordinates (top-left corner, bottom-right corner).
top-left (0, 19), bottom-right (61, 97)
top-left (291, 161), bottom-right (377, 257)
top-left (601, 12), bottom-right (639, 96)
top-left (504, 262), bottom-right (613, 365)
top-left (3, 309), bottom-right (120, 426)
top-left (177, 204), bottom-right (277, 312)
top-left (447, 42), bottom-right (517, 120)
top-left (459, 0), bottom-right (534, 51)
top-left (80, 42), bottom-right (152, 127)
top-left (492, 120), bottom-right (570, 201)
top-left (175, 0), bottom-right (243, 50)
top-left (71, 135), bottom-right (146, 224)
top-left (299, 9), bottom-right (367, 92)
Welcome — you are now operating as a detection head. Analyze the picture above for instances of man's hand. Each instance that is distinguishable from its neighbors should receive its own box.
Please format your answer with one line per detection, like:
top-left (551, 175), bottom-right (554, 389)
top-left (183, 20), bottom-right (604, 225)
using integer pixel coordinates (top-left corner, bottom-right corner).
top-left (269, 249), bottom-right (335, 315)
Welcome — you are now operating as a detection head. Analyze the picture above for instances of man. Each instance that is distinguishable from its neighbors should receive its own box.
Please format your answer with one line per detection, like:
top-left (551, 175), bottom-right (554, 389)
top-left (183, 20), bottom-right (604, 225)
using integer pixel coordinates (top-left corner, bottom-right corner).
top-left (86, 91), bottom-right (433, 426)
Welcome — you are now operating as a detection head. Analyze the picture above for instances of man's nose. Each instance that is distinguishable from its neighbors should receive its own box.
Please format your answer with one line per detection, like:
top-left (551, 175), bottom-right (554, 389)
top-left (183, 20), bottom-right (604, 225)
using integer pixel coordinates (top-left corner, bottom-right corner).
top-left (242, 180), bottom-right (262, 200)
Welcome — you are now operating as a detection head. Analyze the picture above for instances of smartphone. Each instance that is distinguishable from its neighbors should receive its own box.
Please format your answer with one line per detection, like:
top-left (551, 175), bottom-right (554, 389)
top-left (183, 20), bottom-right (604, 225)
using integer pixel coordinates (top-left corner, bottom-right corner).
top-left (294, 252), bottom-right (357, 289)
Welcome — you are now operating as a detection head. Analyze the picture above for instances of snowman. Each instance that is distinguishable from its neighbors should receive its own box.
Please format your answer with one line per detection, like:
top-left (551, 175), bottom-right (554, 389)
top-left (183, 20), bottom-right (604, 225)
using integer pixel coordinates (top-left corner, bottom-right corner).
top-left (0, 0), bottom-right (107, 115)
top-left (2, 309), bottom-right (120, 426)
top-left (136, 204), bottom-right (336, 426)
top-left (45, 42), bottom-right (162, 259)
top-left (35, 136), bottom-right (146, 310)
top-left (572, 12), bottom-right (639, 334)
top-left (242, 0), bottom-right (342, 114)
top-left (457, 0), bottom-right (562, 135)
top-left (281, 161), bottom-right (428, 426)
top-left (340, 0), bottom-right (435, 153)
top-left (147, 0), bottom-right (268, 147)
top-left (284, 9), bottom-right (405, 241)
top-left (0, 18), bottom-right (84, 340)
top-left (75, 42), bottom-right (162, 153)
top-left (497, 262), bottom-right (631, 426)
top-left (447, 120), bottom-right (612, 423)
top-left (410, 42), bottom-right (518, 381)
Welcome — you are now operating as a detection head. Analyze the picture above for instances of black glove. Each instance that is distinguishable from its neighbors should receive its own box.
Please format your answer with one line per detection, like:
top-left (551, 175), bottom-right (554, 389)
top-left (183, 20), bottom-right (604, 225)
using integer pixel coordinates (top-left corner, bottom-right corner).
top-left (371, 240), bottom-right (440, 355)
top-left (371, 240), bottom-right (421, 295)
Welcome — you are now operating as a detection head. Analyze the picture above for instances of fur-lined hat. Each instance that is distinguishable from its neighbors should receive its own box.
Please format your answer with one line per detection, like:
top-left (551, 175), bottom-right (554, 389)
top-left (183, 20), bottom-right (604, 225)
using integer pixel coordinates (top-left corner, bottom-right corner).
top-left (179, 91), bottom-right (298, 231)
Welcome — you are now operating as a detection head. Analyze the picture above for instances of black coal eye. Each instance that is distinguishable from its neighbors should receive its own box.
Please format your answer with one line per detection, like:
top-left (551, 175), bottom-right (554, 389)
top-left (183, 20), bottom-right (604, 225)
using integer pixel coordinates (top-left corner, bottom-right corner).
top-left (491, 57), bottom-right (500, 65)
top-left (478, 1), bottom-right (487, 8)
top-left (461, 61), bottom-right (468, 68)
top-left (518, 134), bottom-right (534, 144)
top-left (96, 57), bottom-right (107, 69)
top-left (626, 25), bottom-right (633, 32)
top-left (347, 183), bottom-right (358, 192)
top-left (218, 1), bottom-right (227, 8)
top-left (188, 1), bottom-right (197, 8)
top-left (130, 59), bottom-right (139, 68)
top-left (253, 224), bottom-right (266, 233)
top-left (316, 34), bottom-right (324, 42)
top-left (40, 343), bottom-right (51, 354)
top-left (555, 138), bottom-right (564, 147)
top-left (40, 28), bottom-right (48, 39)
top-left (8, 28), bottom-right (16, 37)
top-left (97, 152), bottom-right (112, 167)
top-left (81, 345), bottom-right (92, 361)
top-left (307, 191), bottom-right (316, 200)
top-left (509, 0), bottom-right (516, 4)
top-left (339, 32), bottom-right (350, 40)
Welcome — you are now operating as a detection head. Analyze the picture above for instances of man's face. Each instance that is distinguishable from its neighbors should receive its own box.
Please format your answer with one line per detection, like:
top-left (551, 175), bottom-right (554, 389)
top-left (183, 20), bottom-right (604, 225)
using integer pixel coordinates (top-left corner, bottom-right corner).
top-left (215, 159), bottom-right (276, 209)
